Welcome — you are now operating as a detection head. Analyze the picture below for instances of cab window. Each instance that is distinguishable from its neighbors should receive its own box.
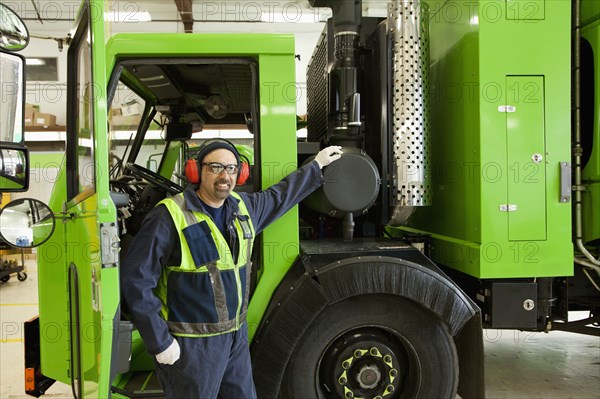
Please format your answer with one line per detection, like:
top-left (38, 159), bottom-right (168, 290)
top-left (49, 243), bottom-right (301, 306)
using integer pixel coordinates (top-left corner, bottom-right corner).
top-left (66, 3), bottom-right (95, 201)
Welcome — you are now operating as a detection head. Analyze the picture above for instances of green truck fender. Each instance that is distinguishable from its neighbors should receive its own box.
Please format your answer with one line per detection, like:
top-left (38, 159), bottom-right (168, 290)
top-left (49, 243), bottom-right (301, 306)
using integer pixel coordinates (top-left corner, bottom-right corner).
top-left (251, 251), bottom-right (485, 399)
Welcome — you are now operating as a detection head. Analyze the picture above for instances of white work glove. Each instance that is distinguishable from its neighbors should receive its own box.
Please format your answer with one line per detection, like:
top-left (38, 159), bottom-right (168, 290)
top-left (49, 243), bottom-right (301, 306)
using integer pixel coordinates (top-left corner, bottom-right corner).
top-left (155, 338), bottom-right (180, 365)
top-left (315, 146), bottom-right (343, 169)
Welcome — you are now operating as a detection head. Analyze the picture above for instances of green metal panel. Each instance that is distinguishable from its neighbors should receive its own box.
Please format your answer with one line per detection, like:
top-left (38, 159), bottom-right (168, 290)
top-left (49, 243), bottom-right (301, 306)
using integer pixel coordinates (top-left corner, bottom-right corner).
top-left (581, 0), bottom-right (600, 26)
top-left (410, 0), bottom-right (481, 245)
top-left (105, 33), bottom-right (295, 76)
top-left (37, 156), bottom-right (69, 385)
top-left (396, 0), bottom-right (573, 278)
top-left (159, 141), bottom-right (183, 179)
top-left (246, 52), bottom-right (298, 341)
top-left (506, 76), bottom-right (547, 241)
top-left (29, 152), bottom-right (63, 166)
top-left (582, 183), bottom-right (600, 241)
top-left (505, 0), bottom-right (545, 20)
top-left (476, 0), bottom-right (572, 277)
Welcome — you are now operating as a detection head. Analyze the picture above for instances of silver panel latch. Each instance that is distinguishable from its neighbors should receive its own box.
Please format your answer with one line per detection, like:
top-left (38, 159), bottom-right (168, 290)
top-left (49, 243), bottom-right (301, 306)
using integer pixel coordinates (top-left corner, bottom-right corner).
top-left (100, 223), bottom-right (120, 268)
top-left (560, 162), bottom-right (572, 203)
top-left (498, 105), bottom-right (516, 113)
top-left (499, 204), bottom-right (518, 212)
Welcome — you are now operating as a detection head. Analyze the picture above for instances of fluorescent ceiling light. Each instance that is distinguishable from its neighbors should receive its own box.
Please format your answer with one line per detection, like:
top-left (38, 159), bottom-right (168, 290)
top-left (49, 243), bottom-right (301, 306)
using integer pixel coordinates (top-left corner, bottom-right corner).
top-left (26, 58), bottom-right (46, 66)
top-left (105, 11), bottom-right (152, 23)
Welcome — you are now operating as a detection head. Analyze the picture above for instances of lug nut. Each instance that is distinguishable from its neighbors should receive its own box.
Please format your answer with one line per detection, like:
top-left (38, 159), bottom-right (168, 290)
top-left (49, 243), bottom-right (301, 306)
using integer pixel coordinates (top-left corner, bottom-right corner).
top-left (342, 361), bottom-right (351, 369)
top-left (345, 391), bottom-right (354, 398)
top-left (370, 347), bottom-right (381, 357)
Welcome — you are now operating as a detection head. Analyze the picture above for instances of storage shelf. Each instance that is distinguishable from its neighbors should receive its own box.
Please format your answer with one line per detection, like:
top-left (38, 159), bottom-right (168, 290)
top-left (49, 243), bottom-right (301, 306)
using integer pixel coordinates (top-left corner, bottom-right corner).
top-left (25, 128), bottom-right (307, 143)
top-left (24, 129), bottom-right (258, 143)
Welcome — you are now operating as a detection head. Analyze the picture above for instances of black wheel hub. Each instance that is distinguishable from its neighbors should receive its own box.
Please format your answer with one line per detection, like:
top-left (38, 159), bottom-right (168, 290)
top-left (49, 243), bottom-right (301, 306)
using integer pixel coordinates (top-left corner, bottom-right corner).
top-left (318, 327), bottom-right (410, 399)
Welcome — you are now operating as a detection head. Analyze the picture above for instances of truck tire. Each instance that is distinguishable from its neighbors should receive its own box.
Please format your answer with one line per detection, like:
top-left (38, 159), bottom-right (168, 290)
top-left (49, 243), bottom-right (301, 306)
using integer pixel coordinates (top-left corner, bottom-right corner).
top-left (279, 294), bottom-right (458, 399)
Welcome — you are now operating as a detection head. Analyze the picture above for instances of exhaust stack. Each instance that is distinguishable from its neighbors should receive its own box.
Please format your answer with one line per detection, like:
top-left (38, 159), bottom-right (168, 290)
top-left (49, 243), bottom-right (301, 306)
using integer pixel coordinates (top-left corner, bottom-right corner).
top-left (388, 0), bottom-right (431, 225)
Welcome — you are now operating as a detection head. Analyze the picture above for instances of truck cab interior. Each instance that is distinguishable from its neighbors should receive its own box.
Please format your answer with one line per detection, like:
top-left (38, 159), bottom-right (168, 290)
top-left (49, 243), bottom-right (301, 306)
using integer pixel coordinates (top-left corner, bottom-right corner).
top-left (107, 58), bottom-right (259, 236)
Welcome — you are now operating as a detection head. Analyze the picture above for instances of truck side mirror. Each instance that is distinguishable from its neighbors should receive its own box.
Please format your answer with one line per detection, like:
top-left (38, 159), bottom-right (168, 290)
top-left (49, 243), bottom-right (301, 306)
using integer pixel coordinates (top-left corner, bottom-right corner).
top-left (0, 50), bottom-right (29, 191)
top-left (0, 147), bottom-right (29, 191)
top-left (0, 4), bottom-right (30, 192)
top-left (0, 3), bottom-right (30, 52)
top-left (0, 199), bottom-right (55, 248)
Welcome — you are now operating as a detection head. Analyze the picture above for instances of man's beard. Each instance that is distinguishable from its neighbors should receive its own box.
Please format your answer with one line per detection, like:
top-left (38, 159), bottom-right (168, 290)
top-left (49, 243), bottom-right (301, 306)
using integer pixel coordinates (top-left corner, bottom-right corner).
top-left (214, 178), bottom-right (231, 199)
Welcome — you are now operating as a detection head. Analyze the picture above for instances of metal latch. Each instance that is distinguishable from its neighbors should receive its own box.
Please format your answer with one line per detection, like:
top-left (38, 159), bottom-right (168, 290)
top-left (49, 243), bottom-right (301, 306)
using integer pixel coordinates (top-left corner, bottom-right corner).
top-left (499, 204), bottom-right (518, 212)
top-left (100, 223), bottom-right (120, 268)
top-left (498, 105), bottom-right (516, 113)
top-left (560, 162), bottom-right (572, 203)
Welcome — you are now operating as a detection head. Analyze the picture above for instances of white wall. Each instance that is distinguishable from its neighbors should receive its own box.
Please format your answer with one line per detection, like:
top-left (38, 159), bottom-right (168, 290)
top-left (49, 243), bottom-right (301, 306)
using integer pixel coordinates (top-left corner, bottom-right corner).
top-left (21, 31), bottom-right (70, 125)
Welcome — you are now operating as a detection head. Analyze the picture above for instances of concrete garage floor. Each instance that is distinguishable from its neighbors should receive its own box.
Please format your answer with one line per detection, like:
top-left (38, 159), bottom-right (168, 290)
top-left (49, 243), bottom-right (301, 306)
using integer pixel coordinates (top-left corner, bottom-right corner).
top-left (1, 260), bottom-right (599, 398)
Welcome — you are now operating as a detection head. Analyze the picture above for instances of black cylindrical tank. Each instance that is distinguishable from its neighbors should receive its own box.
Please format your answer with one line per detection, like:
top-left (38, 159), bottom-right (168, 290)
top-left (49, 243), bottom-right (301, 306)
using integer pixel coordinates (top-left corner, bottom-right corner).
top-left (303, 147), bottom-right (380, 217)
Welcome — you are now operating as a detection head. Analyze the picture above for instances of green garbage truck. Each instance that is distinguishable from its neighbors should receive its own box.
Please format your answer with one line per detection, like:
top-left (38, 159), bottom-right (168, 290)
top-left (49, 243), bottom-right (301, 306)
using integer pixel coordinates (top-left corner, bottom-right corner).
top-left (0, 0), bottom-right (598, 398)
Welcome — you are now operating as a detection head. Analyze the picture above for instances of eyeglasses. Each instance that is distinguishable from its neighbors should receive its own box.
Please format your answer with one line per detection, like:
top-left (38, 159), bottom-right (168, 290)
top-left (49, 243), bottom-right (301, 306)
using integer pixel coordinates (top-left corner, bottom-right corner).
top-left (202, 162), bottom-right (239, 175)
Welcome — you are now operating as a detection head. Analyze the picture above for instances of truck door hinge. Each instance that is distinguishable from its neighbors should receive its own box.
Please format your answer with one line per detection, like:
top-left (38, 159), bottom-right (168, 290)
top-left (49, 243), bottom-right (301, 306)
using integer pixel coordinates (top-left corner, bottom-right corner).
top-left (499, 204), bottom-right (518, 212)
top-left (498, 105), bottom-right (516, 113)
top-left (59, 201), bottom-right (76, 222)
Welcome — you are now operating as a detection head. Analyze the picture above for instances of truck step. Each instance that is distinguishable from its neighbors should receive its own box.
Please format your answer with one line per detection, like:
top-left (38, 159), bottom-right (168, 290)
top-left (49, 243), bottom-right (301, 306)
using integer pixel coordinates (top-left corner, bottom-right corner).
top-left (111, 371), bottom-right (164, 399)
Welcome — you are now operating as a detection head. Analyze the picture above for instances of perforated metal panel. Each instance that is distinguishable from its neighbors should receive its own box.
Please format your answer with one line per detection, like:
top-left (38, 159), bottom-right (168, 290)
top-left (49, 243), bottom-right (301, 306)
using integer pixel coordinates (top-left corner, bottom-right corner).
top-left (388, 0), bottom-right (431, 211)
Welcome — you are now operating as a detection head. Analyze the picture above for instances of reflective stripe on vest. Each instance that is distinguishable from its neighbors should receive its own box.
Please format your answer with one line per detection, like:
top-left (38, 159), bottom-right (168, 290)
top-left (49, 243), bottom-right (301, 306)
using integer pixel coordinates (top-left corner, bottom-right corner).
top-left (156, 192), bottom-right (254, 337)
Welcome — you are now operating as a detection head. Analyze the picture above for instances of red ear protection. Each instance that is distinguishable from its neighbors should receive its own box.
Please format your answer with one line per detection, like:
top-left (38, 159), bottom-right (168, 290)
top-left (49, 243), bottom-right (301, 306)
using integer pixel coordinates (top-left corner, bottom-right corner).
top-left (184, 158), bottom-right (250, 185)
top-left (237, 161), bottom-right (250, 185)
top-left (185, 158), bottom-right (201, 184)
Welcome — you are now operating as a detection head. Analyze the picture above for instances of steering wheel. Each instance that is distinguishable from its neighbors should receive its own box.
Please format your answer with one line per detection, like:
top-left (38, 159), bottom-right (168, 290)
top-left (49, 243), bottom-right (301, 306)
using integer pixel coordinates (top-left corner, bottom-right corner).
top-left (124, 163), bottom-right (184, 195)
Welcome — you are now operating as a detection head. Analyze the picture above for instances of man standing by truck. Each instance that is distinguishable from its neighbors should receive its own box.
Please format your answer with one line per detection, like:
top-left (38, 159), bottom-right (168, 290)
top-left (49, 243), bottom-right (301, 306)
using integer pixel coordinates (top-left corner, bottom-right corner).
top-left (121, 140), bottom-right (342, 398)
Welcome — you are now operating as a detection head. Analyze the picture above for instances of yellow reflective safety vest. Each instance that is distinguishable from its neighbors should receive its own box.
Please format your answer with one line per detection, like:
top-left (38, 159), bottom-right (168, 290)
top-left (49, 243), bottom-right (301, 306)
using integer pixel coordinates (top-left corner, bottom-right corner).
top-left (155, 192), bottom-right (255, 337)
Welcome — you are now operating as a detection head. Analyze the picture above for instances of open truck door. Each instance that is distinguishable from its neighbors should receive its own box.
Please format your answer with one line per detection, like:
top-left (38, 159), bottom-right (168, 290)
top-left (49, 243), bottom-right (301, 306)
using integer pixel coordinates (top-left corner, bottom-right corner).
top-left (23, 1), bottom-right (119, 397)
top-left (48, 0), bottom-right (117, 397)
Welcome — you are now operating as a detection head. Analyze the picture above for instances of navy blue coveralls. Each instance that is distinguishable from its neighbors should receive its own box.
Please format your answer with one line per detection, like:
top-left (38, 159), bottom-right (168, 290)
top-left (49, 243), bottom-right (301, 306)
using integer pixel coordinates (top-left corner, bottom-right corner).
top-left (121, 160), bottom-right (324, 399)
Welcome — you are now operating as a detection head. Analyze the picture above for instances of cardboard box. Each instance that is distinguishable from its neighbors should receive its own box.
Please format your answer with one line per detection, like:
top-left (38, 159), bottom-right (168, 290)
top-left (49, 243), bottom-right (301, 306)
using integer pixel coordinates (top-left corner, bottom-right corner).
top-left (24, 104), bottom-right (37, 126)
top-left (111, 114), bottom-right (142, 128)
top-left (120, 101), bottom-right (141, 116)
top-left (33, 112), bottom-right (57, 127)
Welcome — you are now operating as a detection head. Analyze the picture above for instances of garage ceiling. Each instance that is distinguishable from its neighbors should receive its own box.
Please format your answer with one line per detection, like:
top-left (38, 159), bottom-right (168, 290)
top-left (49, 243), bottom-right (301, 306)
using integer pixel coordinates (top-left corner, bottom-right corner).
top-left (11, 0), bottom-right (389, 34)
